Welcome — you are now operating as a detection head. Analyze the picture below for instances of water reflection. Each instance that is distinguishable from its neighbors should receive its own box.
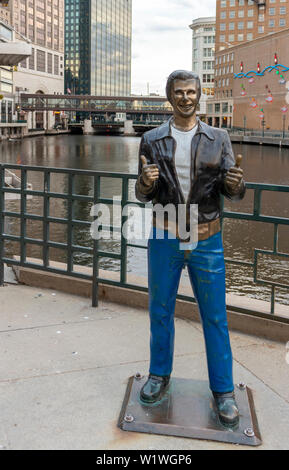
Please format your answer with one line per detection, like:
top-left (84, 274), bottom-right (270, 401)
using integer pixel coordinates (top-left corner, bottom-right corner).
top-left (1, 135), bottom-right (288, 305)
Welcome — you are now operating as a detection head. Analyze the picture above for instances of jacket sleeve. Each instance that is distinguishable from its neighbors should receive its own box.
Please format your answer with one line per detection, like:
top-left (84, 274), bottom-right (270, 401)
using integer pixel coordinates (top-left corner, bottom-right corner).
top-left (220, 131), bottom-right (246, 202)
top-left (135, 134), bottom-right (159, 203)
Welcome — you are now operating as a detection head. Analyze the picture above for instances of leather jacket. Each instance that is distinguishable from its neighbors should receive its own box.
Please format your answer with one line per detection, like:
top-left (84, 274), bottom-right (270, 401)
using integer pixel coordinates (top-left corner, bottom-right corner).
top-left (135, 118), bottom-right (246, 232)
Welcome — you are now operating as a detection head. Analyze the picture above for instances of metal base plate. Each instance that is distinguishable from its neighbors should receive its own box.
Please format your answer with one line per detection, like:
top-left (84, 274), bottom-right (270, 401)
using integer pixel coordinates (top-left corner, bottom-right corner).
top-left (118, 376), bottom-right (262, 447)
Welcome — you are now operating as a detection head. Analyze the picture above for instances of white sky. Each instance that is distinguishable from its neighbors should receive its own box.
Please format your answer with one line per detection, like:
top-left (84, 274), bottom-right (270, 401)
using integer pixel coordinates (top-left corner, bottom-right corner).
top-left (131, 0), bottom-right (216, 96)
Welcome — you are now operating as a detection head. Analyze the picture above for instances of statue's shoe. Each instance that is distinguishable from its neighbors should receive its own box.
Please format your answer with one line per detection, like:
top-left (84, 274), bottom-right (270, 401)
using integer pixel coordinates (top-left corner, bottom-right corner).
top-left (213, 391), bottom-right (240, 427)
top-left (140, 374), bottom-right (170, 404)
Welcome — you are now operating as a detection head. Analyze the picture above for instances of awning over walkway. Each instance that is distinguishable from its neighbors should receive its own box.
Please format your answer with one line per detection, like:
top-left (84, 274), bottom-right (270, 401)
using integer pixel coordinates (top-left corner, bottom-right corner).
top-left (0, 42), bottom-right (32, 66)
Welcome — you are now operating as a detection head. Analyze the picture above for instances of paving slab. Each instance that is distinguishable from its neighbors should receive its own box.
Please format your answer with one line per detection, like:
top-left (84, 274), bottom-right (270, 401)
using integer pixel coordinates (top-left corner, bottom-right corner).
top-left (0, 284), bottom-right (288, 450)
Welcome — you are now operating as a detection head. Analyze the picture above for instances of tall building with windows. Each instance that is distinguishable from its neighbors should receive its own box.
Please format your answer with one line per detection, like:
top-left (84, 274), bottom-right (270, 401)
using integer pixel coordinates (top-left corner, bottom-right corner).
top-left (7, 0), bottom-right (64, 93)
top-left (189, 17), bottom-right (216, 115)
top-left (3, 0), bottom-right (65, 129)
top-left (216, 0), bottom-right (289, 52)
top-left (65, 0), bottom-right (132, 96)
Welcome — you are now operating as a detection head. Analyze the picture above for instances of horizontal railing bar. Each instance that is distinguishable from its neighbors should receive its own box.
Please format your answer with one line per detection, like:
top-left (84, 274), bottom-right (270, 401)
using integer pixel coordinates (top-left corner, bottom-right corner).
top-left (2, 235), bottom-right (93, 253)
top-left (223, 212), bottom-right (289, 225)
top-left (255, 249), bottom-right (289, 258)
top-left (2, 258), bottom-right (93, 280)
top-left (1, 164), bottom-right (138, 179)
top-left (97, 251), bottom-right (122, 260)
top-left (224, 258), bottom-right (254, 267)
top-left (245, 183), bottom-right (289, 192)
top-left (2, 212), bottom-right (92, 226)
top-left (255, 278), bottom-right (289, 289)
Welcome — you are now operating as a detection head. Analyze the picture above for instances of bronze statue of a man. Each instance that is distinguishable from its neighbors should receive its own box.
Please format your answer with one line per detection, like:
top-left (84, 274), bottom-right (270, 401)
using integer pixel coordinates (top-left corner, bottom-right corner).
top-left (135, 70), bottom-right (245, 427)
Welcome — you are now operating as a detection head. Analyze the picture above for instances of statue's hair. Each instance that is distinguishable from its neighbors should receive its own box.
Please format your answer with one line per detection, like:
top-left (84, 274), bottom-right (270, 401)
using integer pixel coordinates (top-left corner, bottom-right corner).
top-left (166, 70), bottom-right (201, 104)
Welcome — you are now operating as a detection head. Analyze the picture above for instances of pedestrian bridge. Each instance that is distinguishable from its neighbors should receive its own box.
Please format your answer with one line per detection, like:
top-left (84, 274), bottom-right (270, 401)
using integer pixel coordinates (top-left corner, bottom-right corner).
top-left (20, 94), bottom-right (173, 116)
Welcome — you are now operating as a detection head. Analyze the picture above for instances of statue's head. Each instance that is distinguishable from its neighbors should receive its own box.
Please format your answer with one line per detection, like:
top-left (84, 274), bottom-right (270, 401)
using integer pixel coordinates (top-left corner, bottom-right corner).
top-left (166, 70), bottom-right (201, 119)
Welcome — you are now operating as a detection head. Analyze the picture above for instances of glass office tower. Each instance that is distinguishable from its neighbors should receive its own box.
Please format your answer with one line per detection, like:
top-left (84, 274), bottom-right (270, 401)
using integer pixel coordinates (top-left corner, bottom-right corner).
top-left (65, 0), bottom-right (132, 96)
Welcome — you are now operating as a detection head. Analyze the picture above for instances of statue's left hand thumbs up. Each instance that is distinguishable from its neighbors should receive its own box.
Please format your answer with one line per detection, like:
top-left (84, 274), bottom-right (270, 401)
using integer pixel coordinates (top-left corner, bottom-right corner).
top-left (225, 154), bottom-right (244, 194)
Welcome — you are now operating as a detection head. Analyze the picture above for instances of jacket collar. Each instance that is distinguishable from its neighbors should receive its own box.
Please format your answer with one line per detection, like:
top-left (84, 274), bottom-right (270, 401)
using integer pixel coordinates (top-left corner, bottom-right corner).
top-left (155, 116), bottom-right (215, 141)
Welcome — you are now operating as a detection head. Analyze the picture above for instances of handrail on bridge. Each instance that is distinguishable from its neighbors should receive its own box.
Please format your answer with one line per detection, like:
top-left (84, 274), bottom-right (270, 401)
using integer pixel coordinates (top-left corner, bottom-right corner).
top-left (0, 164), bottom-right (288, 321)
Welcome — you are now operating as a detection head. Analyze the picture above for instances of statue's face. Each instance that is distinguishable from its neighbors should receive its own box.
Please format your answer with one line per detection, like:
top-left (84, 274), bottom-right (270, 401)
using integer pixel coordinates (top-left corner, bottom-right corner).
top-left (171, 79), bottom-right (199, 118)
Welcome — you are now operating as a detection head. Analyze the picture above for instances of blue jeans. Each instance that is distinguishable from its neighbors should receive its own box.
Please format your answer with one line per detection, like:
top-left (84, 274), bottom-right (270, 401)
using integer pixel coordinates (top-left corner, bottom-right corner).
top-left (147, 226), bottom-right (234, 393)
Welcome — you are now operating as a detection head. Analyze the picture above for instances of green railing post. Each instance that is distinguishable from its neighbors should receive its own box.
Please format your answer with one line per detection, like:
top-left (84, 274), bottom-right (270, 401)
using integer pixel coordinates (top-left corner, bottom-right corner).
top-left (120, 176), bottom-right (129, 285)
top-left (20, 167), bottom-right (27, 265)
top-left (43, 170), bottom-right (50, 268)
top-left (0, 164), bottom-right (4, 286)
top-left (92, 175), bottom-right (100, 307)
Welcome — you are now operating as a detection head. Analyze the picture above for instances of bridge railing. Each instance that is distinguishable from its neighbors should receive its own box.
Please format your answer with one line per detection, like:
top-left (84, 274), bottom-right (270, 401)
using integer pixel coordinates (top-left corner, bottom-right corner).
top-left (0, 164), bottom-right (288, 323)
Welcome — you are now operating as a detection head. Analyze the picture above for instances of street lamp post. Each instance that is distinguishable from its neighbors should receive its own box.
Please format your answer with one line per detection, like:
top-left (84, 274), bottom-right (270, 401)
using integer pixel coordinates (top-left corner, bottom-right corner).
top-left (243, 115), bottom-right (247, 136)
top-left (282, 114), bottom-right (286, 139)
top-left (262, 119), bottom-right (266, 138)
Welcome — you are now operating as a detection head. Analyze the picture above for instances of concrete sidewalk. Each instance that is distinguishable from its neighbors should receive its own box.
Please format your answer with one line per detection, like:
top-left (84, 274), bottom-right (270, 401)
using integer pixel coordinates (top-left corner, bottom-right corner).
top-left (0, 283), bottom-right (288, 450)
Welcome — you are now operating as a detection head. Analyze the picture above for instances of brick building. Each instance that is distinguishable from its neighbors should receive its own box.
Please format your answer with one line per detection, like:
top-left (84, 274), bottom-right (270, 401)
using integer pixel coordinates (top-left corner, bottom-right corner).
top-left (206, 27), bottom-right (289, 131)
top-left (233, 28), bottom-right (289, 131)
top-left (216, 0), bottom-right (289, 52)
top-left (206, 0), bottom-right (289, 128)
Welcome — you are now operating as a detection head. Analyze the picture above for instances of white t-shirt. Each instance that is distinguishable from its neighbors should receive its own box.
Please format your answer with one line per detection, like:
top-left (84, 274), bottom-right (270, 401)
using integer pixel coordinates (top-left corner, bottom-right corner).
top-left (171, 124), bottom-right (198, 204)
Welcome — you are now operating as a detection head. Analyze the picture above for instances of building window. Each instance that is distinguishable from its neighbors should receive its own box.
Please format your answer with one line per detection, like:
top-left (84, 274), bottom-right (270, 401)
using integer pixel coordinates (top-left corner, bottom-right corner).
top-left (29, 48), bottom-right (35, 70)
top-left (238, 22), bottom-right (244, 30)
top-left (207, 103), bottom-right (213, 113)
top-left (54, 55), bottom-right (59, 75)
top-left (238, 0), bottom-right (244, 5)
top-left (280, 7), bottom-right (286, 15)
top-left (230, 0), bottom-right (235, 6)
top-left (229, 22), bottom-right (235, 30)
top-left (221, 0), bottom-right (226, 7)
top-left (259, 14), bottom-right (264, 22)
top-left (215, 103), bottom-right (220, 113)
top-left (238, 34), bottom-right (244, 41)
top-left (47, 53), bottom-right (53, 74)
top-left (248, 9), bottom-right (254, 17)
top-left (238, 10), bottom-right (244, 18)
top-left (269, 8), bottom-right (275, 15)
top-left (220, 11), bottom-right (226, 19)
top-left (220, 23), bottom-right (226, 31)
top-left (247, 33), bottom-right (253, 40)
top-left (280, 18), bottom-right (286, 27)
top-left (229, 34), bottom-right (235, 42)
top-left (220, 35), bottom-right (225, 43)
top-left (258, 25), bottom-right (264, 33)
top-left (247, 21), bottom-right (253, 29)
top-left (229, 11), bottom-right (235, 18)
top-left (36, 50), bottom-right (45, 72)
top-left (269, 19), bottom-right (275, 27)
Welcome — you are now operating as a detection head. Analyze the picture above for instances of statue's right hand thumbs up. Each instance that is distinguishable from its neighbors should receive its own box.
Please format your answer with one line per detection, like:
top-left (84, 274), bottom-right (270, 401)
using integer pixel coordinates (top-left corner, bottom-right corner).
top-left (140, 155), bottom-right (159, 187)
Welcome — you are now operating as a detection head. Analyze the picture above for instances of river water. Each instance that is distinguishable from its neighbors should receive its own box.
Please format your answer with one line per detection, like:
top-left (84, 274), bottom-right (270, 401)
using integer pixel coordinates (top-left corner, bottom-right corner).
top-left (0, 134), bottom-right (288, 306)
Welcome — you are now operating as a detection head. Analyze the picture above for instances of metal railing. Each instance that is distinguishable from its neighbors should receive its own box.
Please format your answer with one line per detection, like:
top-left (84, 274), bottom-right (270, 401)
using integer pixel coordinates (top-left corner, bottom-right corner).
top-left (0, 164), bottom-right (288, 322)
top-left (228, 127), bottom-right (289, 140)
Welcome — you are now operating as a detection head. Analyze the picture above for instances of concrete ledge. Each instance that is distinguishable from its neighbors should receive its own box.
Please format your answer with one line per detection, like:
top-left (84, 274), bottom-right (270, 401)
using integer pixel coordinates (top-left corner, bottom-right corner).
top-left (230, 134), bottom-right (289, 147)
top-left (11, 259), bottom-right (289, 343)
